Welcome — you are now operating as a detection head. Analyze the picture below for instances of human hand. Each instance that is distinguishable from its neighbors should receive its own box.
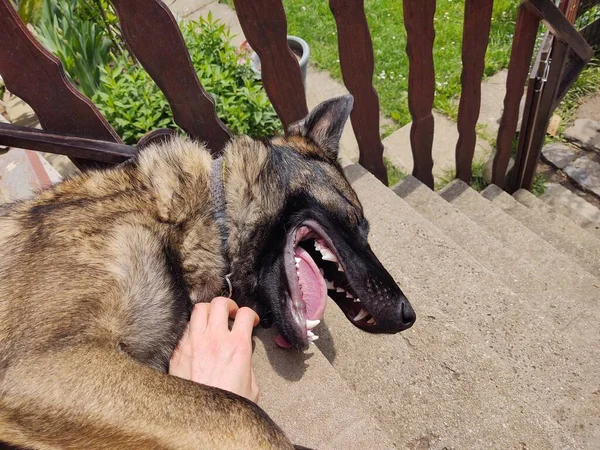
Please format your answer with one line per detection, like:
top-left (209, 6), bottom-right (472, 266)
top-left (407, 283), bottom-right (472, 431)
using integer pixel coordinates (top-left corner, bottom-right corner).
top-left (169, 297), bottom-right (260, 403)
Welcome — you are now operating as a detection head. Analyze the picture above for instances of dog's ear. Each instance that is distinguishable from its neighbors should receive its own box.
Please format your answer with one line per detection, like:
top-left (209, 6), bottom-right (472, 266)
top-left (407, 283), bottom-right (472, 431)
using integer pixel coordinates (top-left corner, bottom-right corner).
top-left (287, 95), bottom-right (354, 159)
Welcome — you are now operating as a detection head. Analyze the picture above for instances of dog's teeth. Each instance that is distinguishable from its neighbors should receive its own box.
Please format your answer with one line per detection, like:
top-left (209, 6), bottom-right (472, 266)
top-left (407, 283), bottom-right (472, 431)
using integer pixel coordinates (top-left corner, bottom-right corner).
top-left (308, 335), bottom-right (319, 342)
top-left (320, 248), bottom-right (338, 262)
top-left (319, 268), bottom-right (325, 277)
top-left (336, 287), bottom-right (345, 293)
top-left (354, 298), bottom-right (361, 303)
top-left (314, 241), bottom-right (321, 251)
top-left (325, 280), bottom-right (334, 290)
top-left (346, 292), bottom-right (353, 299)
top-left (367, 317), bottom-right (377, 325)
top-left (306, 319), bottom-right (320, 329)
top-left (295, 257), bottom-right (301, 264)
top-left (307, 330), bottom-right (315, 337)
top-left (353, 308), bottom-right (369, 322)
top-left (337, 264), bottom-right (344, 272)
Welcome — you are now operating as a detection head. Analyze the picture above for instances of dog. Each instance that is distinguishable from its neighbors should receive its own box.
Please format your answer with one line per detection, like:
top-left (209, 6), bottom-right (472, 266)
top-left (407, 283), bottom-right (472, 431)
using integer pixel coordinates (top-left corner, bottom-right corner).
top-left (0, 95), bottom-right (415, 449)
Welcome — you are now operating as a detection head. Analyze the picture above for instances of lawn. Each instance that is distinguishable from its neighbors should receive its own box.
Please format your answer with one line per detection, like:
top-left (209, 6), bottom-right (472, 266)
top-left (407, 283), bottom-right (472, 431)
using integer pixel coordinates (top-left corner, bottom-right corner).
top-left (281, 0), bottom-right (520, 126)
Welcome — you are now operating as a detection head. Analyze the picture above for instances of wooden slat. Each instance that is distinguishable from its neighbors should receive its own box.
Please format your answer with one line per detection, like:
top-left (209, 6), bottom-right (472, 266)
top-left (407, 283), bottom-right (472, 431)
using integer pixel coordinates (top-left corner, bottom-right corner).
top-left (526, 0), bottom-right (593, 61)
top-left (329, 0), bottom-right (387, 185)
top-left (110, 0), bottom-right (231, 154)
top-left (403, 0), bottom-right (436, 189)
top-left (0, 0), bottom-right (121, 170)
top-left (0, 122), bottom-right (136, 164)
top-left (492, 4), bottom-right (540, 188)
top-left (455, 0), bottom-right (494, 184)
top-left (233, 0), bottom-right (308, 128)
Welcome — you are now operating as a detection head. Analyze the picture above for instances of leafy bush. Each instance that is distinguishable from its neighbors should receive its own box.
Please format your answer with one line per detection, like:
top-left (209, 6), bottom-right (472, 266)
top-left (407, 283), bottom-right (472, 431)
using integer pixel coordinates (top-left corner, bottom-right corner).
top-left (93, 15), bottom-right (281, 144)
top-left (35, 0), bottom-right (113, 98)
top-left (15, 0), bottom-right (43, 25)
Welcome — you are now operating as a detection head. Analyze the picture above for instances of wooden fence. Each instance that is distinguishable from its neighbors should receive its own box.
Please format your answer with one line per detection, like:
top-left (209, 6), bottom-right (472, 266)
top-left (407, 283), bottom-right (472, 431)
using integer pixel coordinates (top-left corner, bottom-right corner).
top-left (0, 0), bottom-right (595, 191)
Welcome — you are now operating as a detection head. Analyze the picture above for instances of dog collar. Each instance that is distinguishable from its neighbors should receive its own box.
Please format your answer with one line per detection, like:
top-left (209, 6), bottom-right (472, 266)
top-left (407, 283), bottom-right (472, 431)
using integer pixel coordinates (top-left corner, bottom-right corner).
top-left (210, 156), bottom-right (233, 297)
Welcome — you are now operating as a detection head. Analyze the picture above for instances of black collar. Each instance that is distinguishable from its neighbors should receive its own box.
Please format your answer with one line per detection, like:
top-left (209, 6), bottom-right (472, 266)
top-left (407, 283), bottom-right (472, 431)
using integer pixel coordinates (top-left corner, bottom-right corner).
top-left (209, 156), bottom-right (232, 297)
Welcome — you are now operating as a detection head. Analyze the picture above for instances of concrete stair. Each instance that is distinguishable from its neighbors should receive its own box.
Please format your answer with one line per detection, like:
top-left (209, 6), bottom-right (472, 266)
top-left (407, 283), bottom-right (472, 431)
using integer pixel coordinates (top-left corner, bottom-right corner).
top-left (533, 182), bottom-right (600, 238)
top-left (481, 184), bottom-right (600, 279)
top-left (254, 167), bottom-right (600, 449)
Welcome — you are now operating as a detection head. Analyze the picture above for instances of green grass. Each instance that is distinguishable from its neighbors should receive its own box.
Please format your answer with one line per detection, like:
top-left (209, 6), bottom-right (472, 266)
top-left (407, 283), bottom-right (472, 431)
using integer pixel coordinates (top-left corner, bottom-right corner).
top-left (279, 0), bottom-right (519, 126)
top-left (435, 159), bottom-right (489, 192)
top-left (384, 157), bottom-right (407, 186)
top-left (434, 159), bottom-right (547, 195)
top-left (553, 59), bottom-right (600, 136)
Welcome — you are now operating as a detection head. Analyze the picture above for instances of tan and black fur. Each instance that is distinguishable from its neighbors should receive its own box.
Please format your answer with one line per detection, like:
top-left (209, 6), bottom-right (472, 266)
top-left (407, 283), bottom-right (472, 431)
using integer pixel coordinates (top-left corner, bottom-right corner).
top-left (0, 96), bottom-right (414, 449)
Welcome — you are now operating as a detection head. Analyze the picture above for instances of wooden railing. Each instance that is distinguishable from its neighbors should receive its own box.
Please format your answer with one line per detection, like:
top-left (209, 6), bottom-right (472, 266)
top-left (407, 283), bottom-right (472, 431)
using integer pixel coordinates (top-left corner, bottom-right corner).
top-left (0, 0), bottom-right (594, 192)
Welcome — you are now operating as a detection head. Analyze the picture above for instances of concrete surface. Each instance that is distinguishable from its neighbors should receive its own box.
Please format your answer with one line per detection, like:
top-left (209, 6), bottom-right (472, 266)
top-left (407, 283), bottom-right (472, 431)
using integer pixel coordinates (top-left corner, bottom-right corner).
top-left (394, 175), bottom-right (573, 298)
top-left (320, 165), bottom-right (593, 448)
top-left (564, 118), bottom-right (600, 152)
top-left (482, 184), bottom-right (600, 278)
top-left (383, 111), bottom-right (492, 180)
top-left (515, 186), bottom-right (600, 239)
top-left (442, 180), bottom-right (600, 446)
top-left (253, 327), bottom-right (394, 450)
top-left (576, 94), bottom-right (600, 123)
top-left (395, 175), bottom-right (600, 447)
top-left (0, 148), bottom-right (61, 203)
top-left (477, 69), bottom-right (508, 137)
top-left (541, 182), bottom-right (600, 234)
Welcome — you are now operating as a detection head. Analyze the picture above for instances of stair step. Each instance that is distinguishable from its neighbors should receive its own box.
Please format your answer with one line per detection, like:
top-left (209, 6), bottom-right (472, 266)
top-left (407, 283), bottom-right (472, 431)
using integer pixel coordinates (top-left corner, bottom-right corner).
top-left (317, 164), bottom-right (579, 448)
top-left (441, 179), bottom-right (600, 446)
top-left (397, 175), bottom-right (600, 443)
top-left (482, 185), bottom-right (600, 278)
top-left (515, 187), bottom-right (600, 241)
top-left (393, 176), bottom-right (567, 297)
top-left (539, 182), bottom-right (600, 237)
top-left (253, 328), bottom-right (394, 450)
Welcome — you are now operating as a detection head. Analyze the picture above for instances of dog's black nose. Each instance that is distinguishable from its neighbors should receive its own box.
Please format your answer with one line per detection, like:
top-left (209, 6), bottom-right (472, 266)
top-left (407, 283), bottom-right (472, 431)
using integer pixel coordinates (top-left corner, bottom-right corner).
top-left (400, 300), bottom-right (416, 329)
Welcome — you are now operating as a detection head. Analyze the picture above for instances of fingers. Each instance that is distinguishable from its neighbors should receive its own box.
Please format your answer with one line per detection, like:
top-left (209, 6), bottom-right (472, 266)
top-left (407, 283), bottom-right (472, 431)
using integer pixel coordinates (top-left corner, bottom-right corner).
top-left (231, 307), bottom-right (260, 336)
top-left (207, 297), bottom-right (239, 331)
top-left (189, 302), bottom-right (209, 335)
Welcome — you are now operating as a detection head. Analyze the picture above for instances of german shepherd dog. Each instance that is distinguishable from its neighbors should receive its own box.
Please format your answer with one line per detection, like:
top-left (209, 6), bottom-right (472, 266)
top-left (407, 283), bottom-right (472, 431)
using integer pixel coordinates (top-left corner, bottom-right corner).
top-left (0, 95), bottom-right (415, 449)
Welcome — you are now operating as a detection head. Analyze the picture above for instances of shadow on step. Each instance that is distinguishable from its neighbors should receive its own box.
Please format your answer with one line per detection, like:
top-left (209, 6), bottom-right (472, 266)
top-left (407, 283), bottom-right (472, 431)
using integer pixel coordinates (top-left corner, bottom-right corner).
top-left (254, 322), bottom-right (337, 381)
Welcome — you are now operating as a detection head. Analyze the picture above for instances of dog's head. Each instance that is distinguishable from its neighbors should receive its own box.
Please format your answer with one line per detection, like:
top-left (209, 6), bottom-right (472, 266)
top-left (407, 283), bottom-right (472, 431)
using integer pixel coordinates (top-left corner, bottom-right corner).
top-left (225, 95), bottom-right (415, 349)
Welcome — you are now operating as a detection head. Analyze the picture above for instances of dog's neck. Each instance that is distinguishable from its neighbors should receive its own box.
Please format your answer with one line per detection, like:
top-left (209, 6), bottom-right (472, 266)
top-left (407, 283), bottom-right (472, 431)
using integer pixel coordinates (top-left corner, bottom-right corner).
top-left (218, 137), bottom-right (283, 308)
top-left (209, 156), bottom-right (233, 297)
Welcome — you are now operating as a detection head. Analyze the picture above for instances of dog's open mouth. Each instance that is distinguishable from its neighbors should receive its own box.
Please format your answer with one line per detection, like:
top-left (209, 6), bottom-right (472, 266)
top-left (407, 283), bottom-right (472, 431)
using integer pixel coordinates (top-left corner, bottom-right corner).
top-left (276, 220), bottom-right (376, 348)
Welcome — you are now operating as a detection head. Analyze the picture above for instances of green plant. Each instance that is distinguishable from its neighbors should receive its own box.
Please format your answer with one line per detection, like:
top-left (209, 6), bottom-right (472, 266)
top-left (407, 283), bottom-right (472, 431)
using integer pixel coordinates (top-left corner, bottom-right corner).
top-left (93, 15), bottom-right (281, 144)
top-left (384, 157), bottom-right (407, 186)
top-left (554, 59), bottom-right (600, 136)
top-left (15, 0), bottom-right (43, 25)
top-left (531, 173), bottom-right (547, 197)
top-left (436, 159), bottom-right (489, 192)
top-left (75, 0), bottom-right (126, 56)
top-left (35, 0), bottom-right (113, 98)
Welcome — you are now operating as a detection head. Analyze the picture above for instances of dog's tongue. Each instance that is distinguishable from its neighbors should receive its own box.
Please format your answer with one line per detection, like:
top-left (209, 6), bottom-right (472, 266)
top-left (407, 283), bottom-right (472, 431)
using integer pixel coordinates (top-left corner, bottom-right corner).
top-left (275, 246), bottom-right (327, 348)
top-left (294, 245), bottom-right (327, 320)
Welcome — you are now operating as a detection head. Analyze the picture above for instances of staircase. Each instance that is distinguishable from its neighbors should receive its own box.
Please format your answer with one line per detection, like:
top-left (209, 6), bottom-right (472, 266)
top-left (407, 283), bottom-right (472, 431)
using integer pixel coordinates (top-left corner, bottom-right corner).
top-left (254, 164), bottom-right (600, 450)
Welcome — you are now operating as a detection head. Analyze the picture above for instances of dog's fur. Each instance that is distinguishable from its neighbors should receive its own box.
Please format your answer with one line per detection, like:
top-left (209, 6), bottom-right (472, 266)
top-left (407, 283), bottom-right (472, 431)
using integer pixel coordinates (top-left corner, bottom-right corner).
top-left (0, 96), bottom-right (414, 449)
